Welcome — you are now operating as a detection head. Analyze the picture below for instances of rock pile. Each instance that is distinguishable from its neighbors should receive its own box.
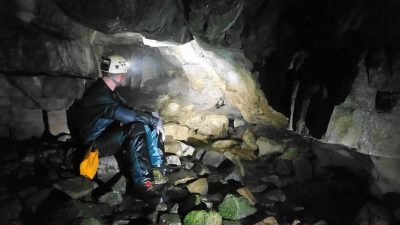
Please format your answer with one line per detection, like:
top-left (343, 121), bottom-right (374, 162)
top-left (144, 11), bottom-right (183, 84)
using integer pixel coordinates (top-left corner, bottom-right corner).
top-left (0, 124), bottom-right (398, 225)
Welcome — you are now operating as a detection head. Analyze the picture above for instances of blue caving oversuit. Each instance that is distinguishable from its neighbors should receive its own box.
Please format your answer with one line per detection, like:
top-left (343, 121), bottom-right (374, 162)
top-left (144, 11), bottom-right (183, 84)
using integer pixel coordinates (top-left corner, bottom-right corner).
top-left (67, 78), bottom-right (164, 186)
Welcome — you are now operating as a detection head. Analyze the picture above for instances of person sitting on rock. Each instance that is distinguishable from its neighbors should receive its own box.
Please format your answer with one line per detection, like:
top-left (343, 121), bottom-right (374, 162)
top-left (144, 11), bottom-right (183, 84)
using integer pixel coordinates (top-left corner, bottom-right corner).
top-left (67, 55), bottom-right (176, 191)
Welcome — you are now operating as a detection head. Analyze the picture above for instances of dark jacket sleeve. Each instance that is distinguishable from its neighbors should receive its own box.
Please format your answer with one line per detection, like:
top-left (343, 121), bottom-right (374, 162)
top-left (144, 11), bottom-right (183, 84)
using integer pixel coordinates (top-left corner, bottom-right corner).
top-left (114, 106), bottom-right (159, 127)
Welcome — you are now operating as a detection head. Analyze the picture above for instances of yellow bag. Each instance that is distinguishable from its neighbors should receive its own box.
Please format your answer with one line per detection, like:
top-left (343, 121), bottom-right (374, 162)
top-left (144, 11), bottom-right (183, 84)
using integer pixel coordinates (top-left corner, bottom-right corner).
top-left (79, 146), bottom-right (99, 180)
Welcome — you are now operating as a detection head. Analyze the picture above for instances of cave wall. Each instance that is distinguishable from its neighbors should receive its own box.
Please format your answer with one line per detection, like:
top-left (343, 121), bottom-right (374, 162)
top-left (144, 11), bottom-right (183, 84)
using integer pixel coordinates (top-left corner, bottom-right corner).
top-left (0, 0), bottom-right (99, 138)
top-left (324, 54), bottom-right (400, 159)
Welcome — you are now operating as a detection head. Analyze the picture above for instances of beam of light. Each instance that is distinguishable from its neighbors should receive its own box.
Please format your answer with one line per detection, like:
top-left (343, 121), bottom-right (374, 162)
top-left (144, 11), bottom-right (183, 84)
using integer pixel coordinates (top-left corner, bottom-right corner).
top-left (142, 36), bottom-right (243, 88)
top-left (142, 36), bottom-right (180, 47)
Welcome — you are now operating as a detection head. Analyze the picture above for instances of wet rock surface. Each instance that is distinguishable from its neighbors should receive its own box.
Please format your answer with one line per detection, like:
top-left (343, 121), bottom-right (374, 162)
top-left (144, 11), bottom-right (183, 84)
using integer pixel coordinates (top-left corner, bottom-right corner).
top-left (0, 124), bottom-right (399, 225)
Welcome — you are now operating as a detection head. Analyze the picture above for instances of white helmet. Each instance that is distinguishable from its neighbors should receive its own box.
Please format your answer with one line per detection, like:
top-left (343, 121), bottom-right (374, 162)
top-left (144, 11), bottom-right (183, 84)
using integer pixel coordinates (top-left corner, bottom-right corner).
top-left (100, 55), bottom-right (128, 74)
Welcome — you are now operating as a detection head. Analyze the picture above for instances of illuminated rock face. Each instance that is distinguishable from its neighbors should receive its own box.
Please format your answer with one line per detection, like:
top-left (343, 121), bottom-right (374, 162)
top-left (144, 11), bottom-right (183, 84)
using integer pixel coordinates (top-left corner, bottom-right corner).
top-left (119, 40), bottom-right (287, 131)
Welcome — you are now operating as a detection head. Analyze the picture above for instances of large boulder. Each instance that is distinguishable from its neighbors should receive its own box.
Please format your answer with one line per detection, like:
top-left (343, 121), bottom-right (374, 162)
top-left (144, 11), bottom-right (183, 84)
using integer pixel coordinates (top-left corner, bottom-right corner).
top-left (324, 67), bottom-right (400, 159)
top-left (0, 74), bottom-right (86, 111)
top-left (0, 34), bottom-right (96, 76)
top-left (0, 31), bottom-right (95, 138)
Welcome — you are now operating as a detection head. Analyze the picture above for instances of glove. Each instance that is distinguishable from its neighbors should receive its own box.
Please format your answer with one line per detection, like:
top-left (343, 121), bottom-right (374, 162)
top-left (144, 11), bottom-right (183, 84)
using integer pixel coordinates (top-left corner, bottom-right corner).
top-left (151, 111), bottom-right (165, 141)
top-left (156, 125), bottom-right (165, 142)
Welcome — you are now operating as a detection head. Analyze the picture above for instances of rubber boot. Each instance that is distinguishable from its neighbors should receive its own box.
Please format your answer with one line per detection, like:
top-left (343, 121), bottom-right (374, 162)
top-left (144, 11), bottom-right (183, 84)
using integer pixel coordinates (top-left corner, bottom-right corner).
top-left (128, 133), bottom-right (153, 189)
top-left (156, 136), bottom-right (180, 175)
top-left (144, 125), bottom-right (163, 167)
top-left (144, 125), bottom-right (180, 181)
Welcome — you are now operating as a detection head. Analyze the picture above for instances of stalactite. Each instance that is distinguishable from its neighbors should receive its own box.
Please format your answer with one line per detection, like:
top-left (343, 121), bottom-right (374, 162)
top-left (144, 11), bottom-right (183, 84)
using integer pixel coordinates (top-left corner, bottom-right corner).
top-left (288, 80), bottom-right (299, 131)
top-left (296, 95), bottom-right (311, 136)
top-left (287, 51), bottom-right (307, 131)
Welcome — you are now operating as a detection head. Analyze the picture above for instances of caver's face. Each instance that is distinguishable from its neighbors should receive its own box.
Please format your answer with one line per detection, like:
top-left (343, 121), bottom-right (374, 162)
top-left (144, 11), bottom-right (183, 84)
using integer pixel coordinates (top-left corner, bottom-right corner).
top-left (114, 73), bottom-right (126, 86)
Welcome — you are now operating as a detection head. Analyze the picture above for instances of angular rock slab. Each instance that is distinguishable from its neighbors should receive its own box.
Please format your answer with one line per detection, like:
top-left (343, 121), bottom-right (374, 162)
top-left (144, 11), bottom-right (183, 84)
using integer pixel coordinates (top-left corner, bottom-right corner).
top-left (168, 169), bottom-right (198, 185)
top-left (202, 151), bottom-right (228, 168)
top-left (52, 176), bottom-right (98, 199)
top-left (254, 216), bottom-right (279, 225)
top-left (236, 187), bottom-right (257, 206)
top-left (241, 129), bottom-right (258, 151)
top-left (159, 213), bottom-right (182, 225)
top-left (256, 137), bottom-right (284, 157)
top-left (185, 114), bottom-right (229, 137)
top-left (233, 118), bottom-right (246, 128)
top-left (164, 123), bottom-right (195, 141)
top-left (212, 140), bottom-right (238, 150)
top-left (97, 156), bottom-right (120, 183)
top-left (165, 140), bottom-right (183, 155)
top-left (218, 194), bottom-right (257, 220)
top-left (166, 155), bottom-right (182, 166)
top-left (165, 140), bottom-right (195, 157)
top-left (187, 178), bottom-right (209, 195)
top-left (98, 191), bottom-right (123, 207)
